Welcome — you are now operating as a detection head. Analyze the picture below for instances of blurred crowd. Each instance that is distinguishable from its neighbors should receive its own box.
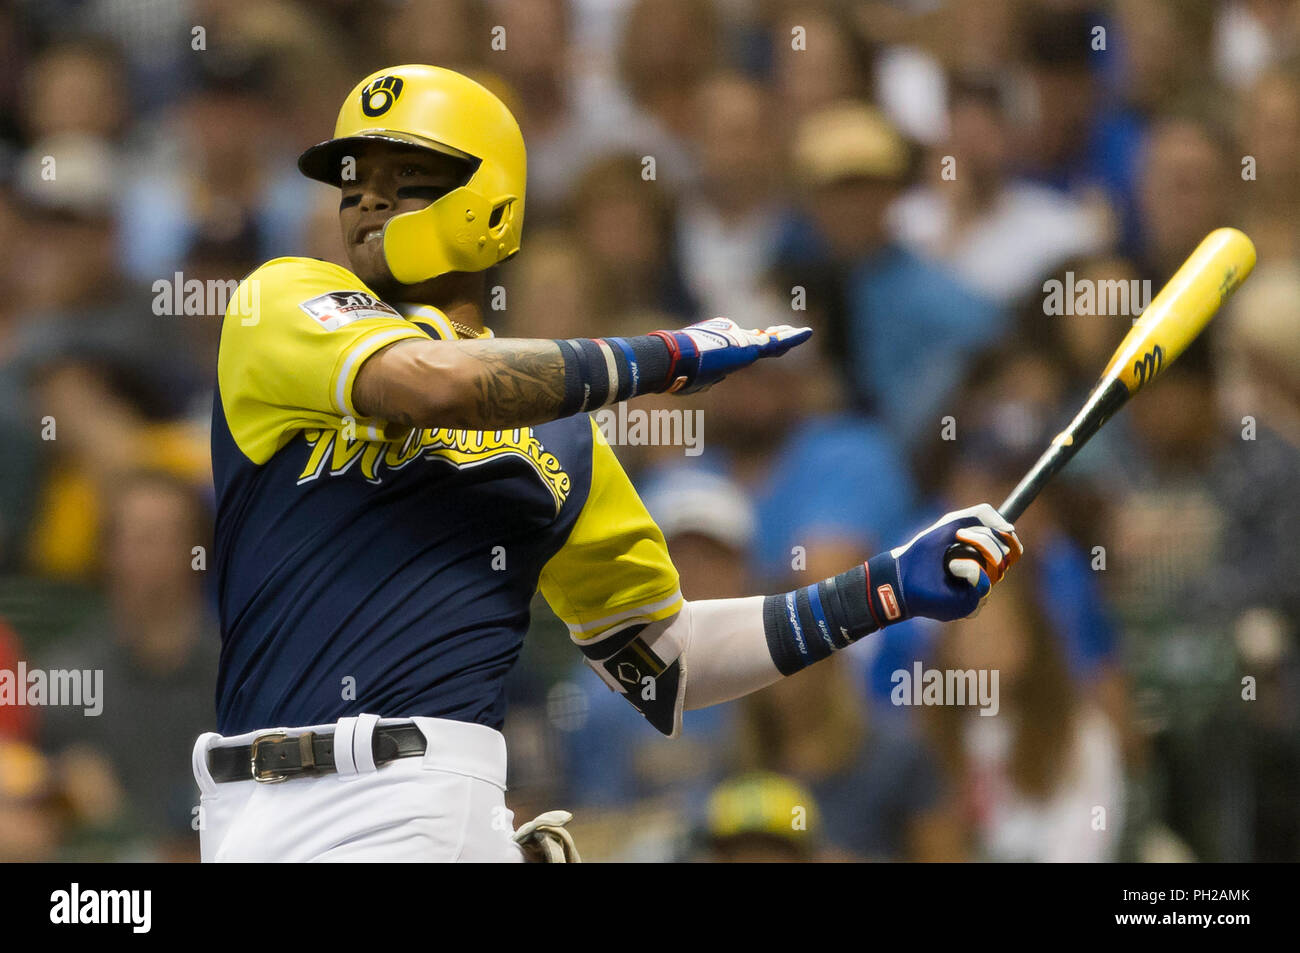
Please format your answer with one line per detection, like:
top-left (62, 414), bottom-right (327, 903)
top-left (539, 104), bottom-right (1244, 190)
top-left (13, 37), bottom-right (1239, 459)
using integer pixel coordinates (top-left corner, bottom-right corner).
top-left (0, 0), bottom-right (1296, 862)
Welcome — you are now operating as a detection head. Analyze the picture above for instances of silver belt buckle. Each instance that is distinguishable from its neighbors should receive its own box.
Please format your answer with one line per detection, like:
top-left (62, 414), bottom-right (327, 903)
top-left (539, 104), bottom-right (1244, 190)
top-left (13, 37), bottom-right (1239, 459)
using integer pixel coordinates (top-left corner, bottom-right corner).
top-left (250, 731), bottom-right (289, 783)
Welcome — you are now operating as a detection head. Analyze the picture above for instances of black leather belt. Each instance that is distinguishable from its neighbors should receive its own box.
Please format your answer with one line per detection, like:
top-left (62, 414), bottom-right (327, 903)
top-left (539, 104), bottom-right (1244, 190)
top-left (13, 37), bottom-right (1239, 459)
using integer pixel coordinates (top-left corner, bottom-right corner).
top-left (208, 723), bottom-right (427, 783)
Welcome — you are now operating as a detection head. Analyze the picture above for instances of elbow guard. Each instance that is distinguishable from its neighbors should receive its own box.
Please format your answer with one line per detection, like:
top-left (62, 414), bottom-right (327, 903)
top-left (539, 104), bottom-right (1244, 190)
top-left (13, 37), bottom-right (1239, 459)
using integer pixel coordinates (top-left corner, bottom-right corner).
top-left (574, 612), bottom-right (688, 737)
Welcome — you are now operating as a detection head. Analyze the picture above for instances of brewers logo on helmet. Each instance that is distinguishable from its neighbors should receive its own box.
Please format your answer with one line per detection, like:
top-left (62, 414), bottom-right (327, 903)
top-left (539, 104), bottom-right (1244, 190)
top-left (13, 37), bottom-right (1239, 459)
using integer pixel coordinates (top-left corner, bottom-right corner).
top-left (298, 64), bottom-right (526, 284)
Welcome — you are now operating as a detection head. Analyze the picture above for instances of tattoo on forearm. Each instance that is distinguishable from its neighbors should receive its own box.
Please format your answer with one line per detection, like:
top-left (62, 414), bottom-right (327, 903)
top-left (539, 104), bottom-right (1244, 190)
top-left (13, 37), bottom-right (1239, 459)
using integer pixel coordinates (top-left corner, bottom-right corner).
top-left (355, 338), bottom-right (570, 431)
top-left (458, 340), bottom-right (567, 426)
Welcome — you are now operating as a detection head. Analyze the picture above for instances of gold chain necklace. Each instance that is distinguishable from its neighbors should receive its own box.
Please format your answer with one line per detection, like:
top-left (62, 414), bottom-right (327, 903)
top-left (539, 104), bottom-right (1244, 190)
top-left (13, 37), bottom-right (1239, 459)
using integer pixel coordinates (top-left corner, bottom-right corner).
top-left (451, 320), bottom-right (486, 339)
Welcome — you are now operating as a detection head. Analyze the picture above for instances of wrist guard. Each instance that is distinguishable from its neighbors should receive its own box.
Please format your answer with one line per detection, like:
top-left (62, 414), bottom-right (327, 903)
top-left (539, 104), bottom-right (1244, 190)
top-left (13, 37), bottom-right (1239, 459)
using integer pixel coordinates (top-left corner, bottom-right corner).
top-left (761, 553), bottom-right (904, 676)
top-left (554, 334), bottom-right (675, 415)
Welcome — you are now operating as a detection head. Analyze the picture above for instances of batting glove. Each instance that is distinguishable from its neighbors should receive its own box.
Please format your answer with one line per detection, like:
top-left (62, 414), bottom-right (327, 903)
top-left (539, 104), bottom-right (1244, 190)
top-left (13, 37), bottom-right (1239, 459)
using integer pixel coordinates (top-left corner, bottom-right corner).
top-left (651, 317), bottom-right (812, 395)
top-left (866, 503), bottom-right (1023, 623)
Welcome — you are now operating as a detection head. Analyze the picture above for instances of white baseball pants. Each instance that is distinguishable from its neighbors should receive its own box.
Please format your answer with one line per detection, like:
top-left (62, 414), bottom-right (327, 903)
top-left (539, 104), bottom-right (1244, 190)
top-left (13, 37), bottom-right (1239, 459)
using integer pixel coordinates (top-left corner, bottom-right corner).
top-left (191, 714), bottom-right (524, 862)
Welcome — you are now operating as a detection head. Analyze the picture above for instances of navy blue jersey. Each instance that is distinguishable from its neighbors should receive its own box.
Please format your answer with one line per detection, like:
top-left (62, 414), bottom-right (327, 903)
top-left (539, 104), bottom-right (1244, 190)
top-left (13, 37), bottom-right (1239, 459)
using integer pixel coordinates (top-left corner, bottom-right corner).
top-left (211, 258), bottom-right (681, 735)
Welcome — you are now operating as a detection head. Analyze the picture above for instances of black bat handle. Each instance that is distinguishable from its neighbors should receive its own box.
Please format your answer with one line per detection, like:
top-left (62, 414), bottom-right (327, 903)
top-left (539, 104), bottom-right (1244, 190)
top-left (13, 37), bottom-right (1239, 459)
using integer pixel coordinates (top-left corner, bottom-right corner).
top-left (940, 369), bottom-right (1132, 580)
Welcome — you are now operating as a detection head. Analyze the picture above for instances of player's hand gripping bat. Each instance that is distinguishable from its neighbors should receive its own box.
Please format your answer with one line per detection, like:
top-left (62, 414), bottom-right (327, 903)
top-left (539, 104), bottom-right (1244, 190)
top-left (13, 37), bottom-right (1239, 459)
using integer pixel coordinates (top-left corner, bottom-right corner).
top-left (944, 227), bottom-right (1258, 578)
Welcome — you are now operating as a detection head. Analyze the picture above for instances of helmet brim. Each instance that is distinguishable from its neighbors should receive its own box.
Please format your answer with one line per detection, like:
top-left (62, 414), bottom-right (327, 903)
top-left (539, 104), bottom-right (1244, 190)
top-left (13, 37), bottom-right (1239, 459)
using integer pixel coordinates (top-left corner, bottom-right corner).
top-left (297, 131), bottom-right (478, 186)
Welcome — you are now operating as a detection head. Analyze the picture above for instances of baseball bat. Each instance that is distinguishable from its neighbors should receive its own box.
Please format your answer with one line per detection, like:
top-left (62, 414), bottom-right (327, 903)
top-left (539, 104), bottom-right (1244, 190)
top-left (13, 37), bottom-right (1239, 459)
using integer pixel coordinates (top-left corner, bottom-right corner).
top-left (944, 227), bottom-right (1257, 577)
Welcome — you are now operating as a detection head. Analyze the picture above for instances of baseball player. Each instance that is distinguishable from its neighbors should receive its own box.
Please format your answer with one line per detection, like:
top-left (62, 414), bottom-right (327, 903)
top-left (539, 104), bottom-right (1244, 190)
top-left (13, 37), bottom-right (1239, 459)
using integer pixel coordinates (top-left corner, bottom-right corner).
top-left (193, 65), bottom-right (1022, 862)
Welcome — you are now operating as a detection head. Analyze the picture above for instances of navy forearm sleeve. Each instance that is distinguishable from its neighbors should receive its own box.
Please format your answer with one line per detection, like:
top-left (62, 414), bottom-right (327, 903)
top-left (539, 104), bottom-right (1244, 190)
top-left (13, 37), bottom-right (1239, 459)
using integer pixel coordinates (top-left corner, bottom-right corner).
top-left (762, 553), bottom-right (904, 676)
top-left (555, 334), bottom-right (675, 416)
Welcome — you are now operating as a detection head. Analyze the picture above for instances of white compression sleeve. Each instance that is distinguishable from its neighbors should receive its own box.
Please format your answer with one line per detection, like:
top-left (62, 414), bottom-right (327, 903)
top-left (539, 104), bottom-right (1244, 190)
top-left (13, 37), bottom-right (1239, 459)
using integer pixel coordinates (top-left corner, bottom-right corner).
top-left (674, 596), bottom-right (784, 711)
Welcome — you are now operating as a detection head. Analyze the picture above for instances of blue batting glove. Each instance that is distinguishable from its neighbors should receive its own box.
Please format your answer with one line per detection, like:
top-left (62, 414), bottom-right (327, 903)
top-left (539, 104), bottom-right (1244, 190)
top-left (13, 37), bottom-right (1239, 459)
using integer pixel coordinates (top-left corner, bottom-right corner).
top-left (865, 503), bottom-right (1024, 624)
top-left (653, 317), bottom-right (812, 395)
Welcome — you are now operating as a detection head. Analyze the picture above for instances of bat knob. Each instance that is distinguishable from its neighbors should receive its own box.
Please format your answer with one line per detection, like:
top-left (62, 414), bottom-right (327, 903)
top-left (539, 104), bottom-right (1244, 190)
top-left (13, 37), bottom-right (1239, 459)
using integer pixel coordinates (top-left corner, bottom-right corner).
top-left (944, 542), bottom-right (982, 580)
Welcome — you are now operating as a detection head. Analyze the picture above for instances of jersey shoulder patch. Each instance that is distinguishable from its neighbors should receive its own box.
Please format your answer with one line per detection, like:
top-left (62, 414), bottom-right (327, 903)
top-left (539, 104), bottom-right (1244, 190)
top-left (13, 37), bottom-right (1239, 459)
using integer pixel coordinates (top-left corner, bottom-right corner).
top-left (298, 289), bottom-right (402, 330)
top-left (217, 257), bottom-right (428, 465)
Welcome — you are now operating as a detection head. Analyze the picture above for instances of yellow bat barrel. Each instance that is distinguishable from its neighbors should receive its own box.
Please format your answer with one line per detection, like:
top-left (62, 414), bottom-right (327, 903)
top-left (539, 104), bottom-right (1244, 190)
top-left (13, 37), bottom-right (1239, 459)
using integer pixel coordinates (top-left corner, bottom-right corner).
top-left (1103, 227), bottom-right (1257, 393)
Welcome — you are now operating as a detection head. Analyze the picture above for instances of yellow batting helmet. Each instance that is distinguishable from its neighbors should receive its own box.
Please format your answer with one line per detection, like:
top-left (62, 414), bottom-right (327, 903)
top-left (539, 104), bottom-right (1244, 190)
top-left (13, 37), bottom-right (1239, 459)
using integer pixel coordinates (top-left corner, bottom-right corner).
top-left (298, 64), bottom-right (526, 284)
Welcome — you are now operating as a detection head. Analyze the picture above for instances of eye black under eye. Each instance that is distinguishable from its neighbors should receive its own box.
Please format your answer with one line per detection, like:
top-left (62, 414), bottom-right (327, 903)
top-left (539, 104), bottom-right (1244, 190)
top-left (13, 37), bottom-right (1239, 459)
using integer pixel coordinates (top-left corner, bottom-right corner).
top-left (396, 185), bottom-right (448, 201)
top-left (339, 194), bottom-right (361, 209)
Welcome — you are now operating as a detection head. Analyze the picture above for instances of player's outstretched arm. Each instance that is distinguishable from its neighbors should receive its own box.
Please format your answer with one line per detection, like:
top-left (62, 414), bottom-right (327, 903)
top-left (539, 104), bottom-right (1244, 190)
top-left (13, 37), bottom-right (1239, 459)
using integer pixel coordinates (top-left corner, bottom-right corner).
top-left (580, 505), bottom-right (1022, 734)
top-left (354, 317), bottom-right (811, 430)
top-left (685, 503), bottom-right (1022, 708)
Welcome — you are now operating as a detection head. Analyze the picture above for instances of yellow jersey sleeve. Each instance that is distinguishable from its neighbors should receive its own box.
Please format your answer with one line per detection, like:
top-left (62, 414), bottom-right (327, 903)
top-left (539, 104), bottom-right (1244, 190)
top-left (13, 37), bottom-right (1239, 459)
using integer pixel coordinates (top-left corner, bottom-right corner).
top-left (217, 257), bottom-right (431, 464)
top-left (539, 416), bottom-right (683, 643)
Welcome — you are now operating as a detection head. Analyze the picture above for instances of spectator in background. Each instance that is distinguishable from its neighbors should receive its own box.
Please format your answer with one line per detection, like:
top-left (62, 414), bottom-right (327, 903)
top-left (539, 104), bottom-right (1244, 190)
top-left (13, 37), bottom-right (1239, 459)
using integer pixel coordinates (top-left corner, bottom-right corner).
top-left (618, 0), bottom-right (720, 151)
top-left (56, 0), bottom-right (195, 115)
top-left (209, 0), bottom-right (359, 151)
top-left (479, 0), bottom-right (580, 215)
top-left (1214, 0), bottom-right (1300, 91)
top-left (36, 470), bottom-right (219, 861)
top-left (891, 72), bottom-right (1111, 307)
top-left (0, 185), bottom-right (39, 569)
top-left (999, 253), bottom-right (1143, 496)
top-left (1217, 265), bottom-right (1300, 619)
top-left (497, 227), bottom-right (599, 342)
top-left (1106, 341), bottom-right (1238, 619)
top-left (676, 71), bottom-right (789, 325)
top-left (487, 0), bottom-right (701, 214)
top-left (483, 0), bottom-right (590, 214)
top-left (1006, 253), bottom-right (1148, 532)
top-left (696, 772), bottom-right (820, 862)
top-left (20, 36), bottom-right (128, 145)
top-left (1103, 339), bottom-right (1284, 860)
top-left (1133, 115), bottom-right (1235, 283)
top-left (1014, 4), bottom-right (1146, 251)
top-left (926, 571), bottom-right (1126, 862)
top-left (778, 99), bottom-right (1004, 446)
top-left (734, 653), bottom-right (957, 861)
top-left (118, 47), bottom-right (315, 281)
top-left (5, 131), bottom-right (205, 578)
top-left (378, 0), bottom-right (488, 74)
top-left (1234, 67), bottom-right (1300, 263)
top-left (766, 1), bottom-right (875, 136)
top-left (641, 468), bottom-right (754, 602)
top-left (1110, 0), bottom-right (1217, 120)
top-left (566, 154), bottom-right (698, 323)
top-left (1215, 263), bottom-right (1300, 860)
top-left (22, 356), bottom-right (209, 580)
top-left (0, 739), bottom-right (62, 861)
top-left (677, 296), bottom-right (928, 724)
top-left (12, 133), bottom-right (124, 315)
